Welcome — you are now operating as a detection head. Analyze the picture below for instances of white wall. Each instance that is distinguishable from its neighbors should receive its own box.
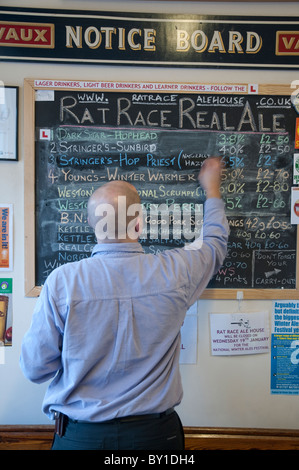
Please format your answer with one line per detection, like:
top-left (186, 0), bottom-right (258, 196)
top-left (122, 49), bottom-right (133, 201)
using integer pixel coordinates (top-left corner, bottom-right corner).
top-left (0, 0), bottom-right (299, 427)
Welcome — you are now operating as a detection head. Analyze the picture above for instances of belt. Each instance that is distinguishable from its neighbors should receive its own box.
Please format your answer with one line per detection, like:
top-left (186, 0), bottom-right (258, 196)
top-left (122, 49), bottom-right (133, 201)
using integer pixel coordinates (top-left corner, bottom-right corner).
top-left (55, 408), bottom-right (175, 437)
top-left (105, 407), bottom-right (175, 423)
top-left (71, 407), bottom-right (175, 424)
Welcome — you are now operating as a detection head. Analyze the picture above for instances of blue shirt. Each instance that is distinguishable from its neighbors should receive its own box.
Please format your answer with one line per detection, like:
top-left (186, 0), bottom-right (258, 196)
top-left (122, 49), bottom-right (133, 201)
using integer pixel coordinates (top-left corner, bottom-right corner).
top-left (20, 198), bottom-right (228, 422)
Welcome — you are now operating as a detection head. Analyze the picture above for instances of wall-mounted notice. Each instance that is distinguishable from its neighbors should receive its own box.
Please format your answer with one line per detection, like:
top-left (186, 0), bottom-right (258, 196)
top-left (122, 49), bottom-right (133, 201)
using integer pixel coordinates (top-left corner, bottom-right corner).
top-left (291, 187), bottom-right (299, 224)
top-left (0, 277), bottom-right (12, 364)
top-left (0, 278), bottom-right (12, 348)
top-left (0, 86), bottom-right (18, 161)
top-left (210, 311), bottom-right (270, 356)
top-left (0, 204), bottom-right (13, 271)
top-left (271, 300), bottom-right (299, 395)
top-left (293, 154), bottom-right (299, 184)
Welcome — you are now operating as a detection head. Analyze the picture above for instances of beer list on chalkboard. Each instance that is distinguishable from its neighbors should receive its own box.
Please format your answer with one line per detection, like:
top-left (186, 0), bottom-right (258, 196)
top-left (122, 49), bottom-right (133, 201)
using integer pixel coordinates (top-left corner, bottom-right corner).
top-left (34, 85), bottom-right (297, 291)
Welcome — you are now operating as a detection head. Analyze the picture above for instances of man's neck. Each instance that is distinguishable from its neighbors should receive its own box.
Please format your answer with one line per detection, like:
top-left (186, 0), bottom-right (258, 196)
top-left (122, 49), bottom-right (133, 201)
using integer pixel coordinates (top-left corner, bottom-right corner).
top-left (96, 238), bottom-right (139, 244)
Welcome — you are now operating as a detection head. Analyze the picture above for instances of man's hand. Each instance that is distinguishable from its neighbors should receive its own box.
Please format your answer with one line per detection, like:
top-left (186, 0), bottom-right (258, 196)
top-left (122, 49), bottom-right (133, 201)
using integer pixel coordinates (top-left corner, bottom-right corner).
top-left (198, 157), bottom-right (222, 199)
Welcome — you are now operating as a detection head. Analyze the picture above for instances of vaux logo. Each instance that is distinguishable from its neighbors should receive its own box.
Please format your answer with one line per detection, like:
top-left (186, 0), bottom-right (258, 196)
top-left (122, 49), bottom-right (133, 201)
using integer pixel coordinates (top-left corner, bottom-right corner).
top-left (276, 31), bottom-right (299, 55)
top-left (0, 21), bottom-right (54, 48)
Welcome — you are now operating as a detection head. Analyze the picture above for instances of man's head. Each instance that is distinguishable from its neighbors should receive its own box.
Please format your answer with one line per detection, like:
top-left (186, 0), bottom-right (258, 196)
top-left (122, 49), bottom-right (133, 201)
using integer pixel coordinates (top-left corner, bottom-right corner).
top-left (87, 181), bottom-right (142, 243)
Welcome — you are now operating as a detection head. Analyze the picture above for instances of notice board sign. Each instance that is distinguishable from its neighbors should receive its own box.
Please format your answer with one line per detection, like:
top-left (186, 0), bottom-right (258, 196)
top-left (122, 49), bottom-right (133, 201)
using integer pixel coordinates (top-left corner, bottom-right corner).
top-left (24, 79), bottom-right (299, 299)
top-left (0, 7), bottom-right (299, 69)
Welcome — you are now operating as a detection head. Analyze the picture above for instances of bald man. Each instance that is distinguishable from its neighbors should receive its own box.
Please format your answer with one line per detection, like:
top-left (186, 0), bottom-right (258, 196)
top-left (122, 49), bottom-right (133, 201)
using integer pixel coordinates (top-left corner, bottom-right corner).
top-left (20, 158), bottom-right (229, 450)
top-left (87, 181), bottom-right (142, 242)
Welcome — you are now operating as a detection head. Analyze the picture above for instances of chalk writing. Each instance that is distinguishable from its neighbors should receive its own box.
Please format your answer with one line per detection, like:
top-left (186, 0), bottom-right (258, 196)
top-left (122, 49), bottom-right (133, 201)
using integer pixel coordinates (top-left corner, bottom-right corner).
top-left (34, 88), bottom-right (297, 289)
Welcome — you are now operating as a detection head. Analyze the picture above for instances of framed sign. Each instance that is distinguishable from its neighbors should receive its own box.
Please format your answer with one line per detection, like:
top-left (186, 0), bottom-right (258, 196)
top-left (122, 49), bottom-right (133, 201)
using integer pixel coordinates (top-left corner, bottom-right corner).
top-left (0, 7), bottom-right (298, 69)
top-left (24, 79), bottom-right (299, 299)
top-left (0, 86), bottom-right (18, 161)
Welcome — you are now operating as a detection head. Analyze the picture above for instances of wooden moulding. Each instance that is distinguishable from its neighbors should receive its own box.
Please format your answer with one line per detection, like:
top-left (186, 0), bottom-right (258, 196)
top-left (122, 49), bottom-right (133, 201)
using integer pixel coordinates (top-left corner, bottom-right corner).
top-left (1, 426), bottom-right (299, 450)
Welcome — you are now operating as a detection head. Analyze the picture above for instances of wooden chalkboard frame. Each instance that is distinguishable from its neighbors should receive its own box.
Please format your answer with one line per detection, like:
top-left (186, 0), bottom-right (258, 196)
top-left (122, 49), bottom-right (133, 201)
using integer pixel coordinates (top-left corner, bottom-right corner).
top-left (24, 79), bottom-right (299, 299)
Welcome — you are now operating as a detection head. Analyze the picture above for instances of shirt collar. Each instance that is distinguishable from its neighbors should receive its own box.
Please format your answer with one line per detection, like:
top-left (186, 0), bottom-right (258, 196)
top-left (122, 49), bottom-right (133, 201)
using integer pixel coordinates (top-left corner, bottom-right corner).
top-left (91, 242), bottom-right (144, 257)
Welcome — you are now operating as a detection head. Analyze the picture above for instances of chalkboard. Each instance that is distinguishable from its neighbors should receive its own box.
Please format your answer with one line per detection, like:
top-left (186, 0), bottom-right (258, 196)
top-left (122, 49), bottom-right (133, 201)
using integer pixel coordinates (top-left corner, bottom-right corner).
top-left (24, 80), bottom-right (299, 299)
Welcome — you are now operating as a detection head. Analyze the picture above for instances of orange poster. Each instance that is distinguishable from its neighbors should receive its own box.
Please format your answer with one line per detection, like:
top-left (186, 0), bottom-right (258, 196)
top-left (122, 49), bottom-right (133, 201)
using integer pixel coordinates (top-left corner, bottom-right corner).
top-left (0, 205), bottom-right (13, 271)
top-left (295, 118), bottom-right (299, 150)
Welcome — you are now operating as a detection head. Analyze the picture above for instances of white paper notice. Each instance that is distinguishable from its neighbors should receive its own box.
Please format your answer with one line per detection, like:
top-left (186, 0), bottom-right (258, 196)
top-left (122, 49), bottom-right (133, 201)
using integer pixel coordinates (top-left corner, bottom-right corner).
top-left (210, 311), bottom-right (270, 356)
top-left (0, 88), bottom-right (17, 160)
top-left (291, 187), bottom-right (299, 224)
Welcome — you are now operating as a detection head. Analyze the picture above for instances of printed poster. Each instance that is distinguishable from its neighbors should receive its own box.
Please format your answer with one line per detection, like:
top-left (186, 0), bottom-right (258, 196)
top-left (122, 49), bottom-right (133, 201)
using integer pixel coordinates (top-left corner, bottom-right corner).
top-left (271, 300), bottom-right (299, 395)
top-left (210, 311), bottom-right (270, 356)
top-left (0, 204), bottom-right (13, 271)
top-left (293, 154), bottom-right (299, 184)
top-left (291, 187), bottom-right (299, 224)
top-left (0, 279), bottom-right (12, 366)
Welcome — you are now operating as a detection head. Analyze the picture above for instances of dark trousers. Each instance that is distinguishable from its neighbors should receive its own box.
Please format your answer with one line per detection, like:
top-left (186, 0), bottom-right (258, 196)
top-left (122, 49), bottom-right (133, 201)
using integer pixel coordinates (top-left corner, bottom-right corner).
top-left (52, 410), bottom-right (184, 450)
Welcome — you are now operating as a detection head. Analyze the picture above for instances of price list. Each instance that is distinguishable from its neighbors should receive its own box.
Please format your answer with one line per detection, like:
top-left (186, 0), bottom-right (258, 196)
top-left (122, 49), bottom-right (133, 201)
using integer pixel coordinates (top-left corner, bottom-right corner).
top-left (212, 130), bottom-right (295, 290)
top-left (33, 88), bottom-right (297, 293)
